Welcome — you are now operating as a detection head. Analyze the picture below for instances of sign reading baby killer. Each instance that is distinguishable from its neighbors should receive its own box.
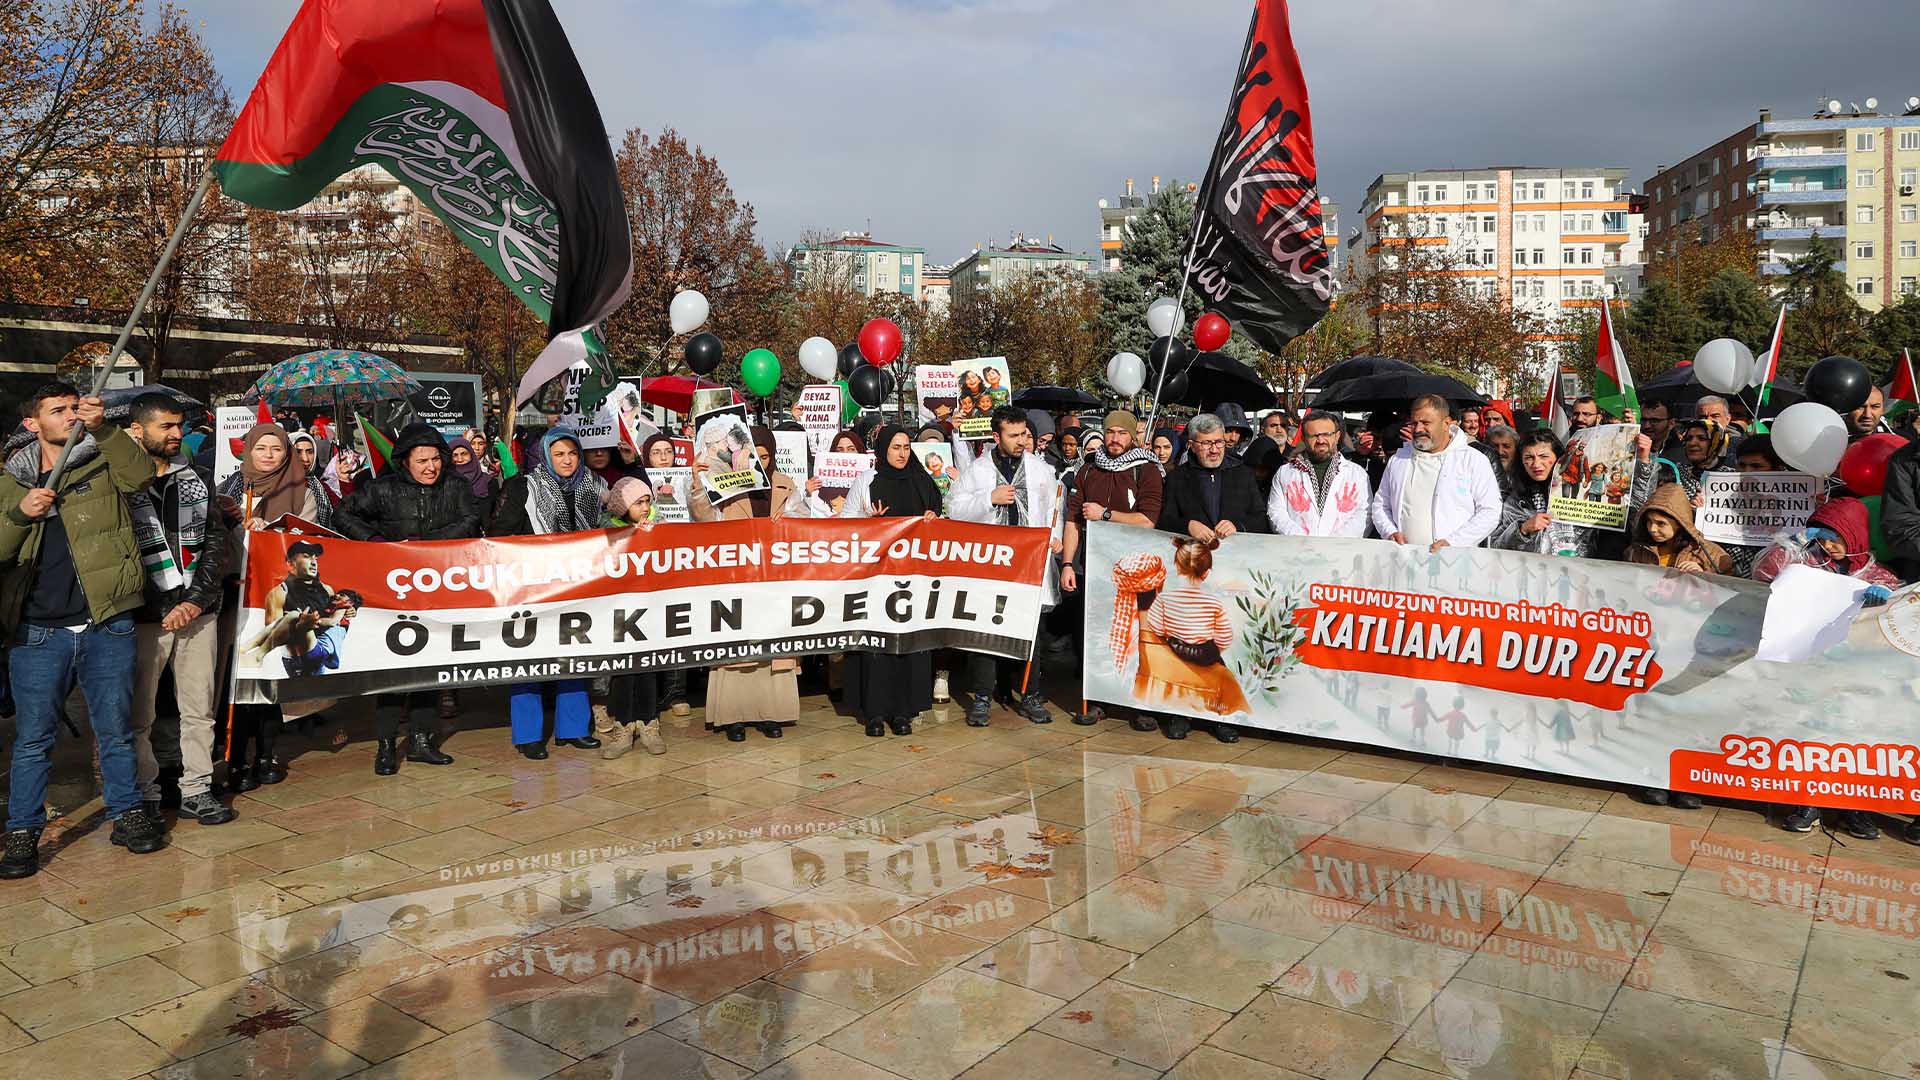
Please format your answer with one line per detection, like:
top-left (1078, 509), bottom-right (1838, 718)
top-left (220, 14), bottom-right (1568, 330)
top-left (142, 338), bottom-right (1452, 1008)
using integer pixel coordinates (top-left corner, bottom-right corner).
top-left (236, 518), bottom-right (1053, 697)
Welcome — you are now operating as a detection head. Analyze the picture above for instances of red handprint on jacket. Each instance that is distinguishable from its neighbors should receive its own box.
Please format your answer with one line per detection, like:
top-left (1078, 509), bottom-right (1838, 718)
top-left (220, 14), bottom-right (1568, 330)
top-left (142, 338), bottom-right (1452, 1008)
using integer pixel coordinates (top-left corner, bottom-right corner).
top-left (1284, 478), bottom-right (1312, 515)
top-left (1334, 482), bottom-right (1361, 514)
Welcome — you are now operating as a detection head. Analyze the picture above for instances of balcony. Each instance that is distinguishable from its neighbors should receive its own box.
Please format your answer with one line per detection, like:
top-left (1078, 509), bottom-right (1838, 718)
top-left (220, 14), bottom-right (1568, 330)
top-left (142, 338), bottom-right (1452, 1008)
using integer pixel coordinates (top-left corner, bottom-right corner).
top-left (1758, 189), bottom-right (1846, 206)
top-left (1762, 259), bottom-right (1845, 276)
top-left (1755, 153), bottom-right (1845, 171)
top-left (1757, 226), bottom-right (1843, 240)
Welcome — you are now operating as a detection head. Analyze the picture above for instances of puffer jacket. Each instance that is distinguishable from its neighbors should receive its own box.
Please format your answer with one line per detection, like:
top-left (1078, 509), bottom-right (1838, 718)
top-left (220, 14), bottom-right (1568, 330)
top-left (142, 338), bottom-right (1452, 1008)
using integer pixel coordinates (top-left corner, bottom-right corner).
top-left (0, 424), bottom-right (153, 630)
top-left (1624, 482), bottom-right (1734, 575)
top-left (1880, 438), bottom-right (1920, 581)
top-left (1753, 496), bottom-right (1903, 591)
top-left (333, 423), bottom-right (482, 542)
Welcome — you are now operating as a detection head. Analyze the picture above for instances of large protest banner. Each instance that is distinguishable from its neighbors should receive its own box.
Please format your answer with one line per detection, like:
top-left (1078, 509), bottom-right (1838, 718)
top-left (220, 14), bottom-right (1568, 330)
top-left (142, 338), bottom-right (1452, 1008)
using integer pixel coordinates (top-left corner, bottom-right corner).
top-left (236, 518), bottom-right (1051, 698)
top-left (1082, 523), bottom-right (1920, 815)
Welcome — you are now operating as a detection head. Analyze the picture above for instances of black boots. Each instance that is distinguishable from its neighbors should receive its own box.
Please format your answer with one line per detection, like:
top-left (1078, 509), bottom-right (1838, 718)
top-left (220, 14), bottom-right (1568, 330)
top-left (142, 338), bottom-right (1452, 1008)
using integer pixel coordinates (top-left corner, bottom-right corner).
top-left (406, 730), bottom-right (453, 765)
top-left (373, 738), bottom-right (398, 775)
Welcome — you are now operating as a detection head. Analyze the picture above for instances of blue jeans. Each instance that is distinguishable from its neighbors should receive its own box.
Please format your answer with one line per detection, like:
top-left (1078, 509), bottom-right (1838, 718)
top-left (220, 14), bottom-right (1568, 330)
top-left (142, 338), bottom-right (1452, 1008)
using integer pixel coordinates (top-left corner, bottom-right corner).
top-left (8, 615), bottom-right (140, 830)
top-left (509, 680), bottom-right (589, 744)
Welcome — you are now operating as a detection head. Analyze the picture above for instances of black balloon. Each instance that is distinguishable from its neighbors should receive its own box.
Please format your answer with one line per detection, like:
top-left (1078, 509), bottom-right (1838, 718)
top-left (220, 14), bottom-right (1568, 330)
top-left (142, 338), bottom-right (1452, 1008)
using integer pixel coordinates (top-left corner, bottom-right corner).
top-left (1803, 355), bottom-right (1873, 413)
top-left (838, 342), bottom-right (864, 378)
top-left (1159, 371), bottom-right (1190, 403)
top-left (684, 332), bottom-right (724, 376)
top-left (848, 363), bottom-right (889, 408)
top-left (1148, 335), bottom-right (1190, 371)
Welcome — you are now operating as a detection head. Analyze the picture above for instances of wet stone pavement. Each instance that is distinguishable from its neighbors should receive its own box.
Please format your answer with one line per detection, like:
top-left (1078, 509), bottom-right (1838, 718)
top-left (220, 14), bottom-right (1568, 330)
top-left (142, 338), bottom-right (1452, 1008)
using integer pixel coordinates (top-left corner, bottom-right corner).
top-left (1, 689), bottom-right (1918, 1080)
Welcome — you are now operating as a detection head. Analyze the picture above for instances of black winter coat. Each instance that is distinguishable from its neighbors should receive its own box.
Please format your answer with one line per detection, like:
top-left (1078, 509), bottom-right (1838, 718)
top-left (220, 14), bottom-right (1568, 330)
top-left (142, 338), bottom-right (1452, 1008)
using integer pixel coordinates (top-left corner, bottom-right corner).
top-left (333, 424), bottom-right (482, 542)
top-left (1157, 459), bottom-right (1271, 535)
top-left (1879, 438), bottom-right (1920, 581)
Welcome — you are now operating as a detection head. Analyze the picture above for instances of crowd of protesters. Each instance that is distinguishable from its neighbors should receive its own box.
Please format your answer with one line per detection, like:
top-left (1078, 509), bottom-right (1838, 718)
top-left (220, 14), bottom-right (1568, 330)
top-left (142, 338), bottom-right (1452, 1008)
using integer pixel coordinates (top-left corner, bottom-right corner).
top-left (1, 371), bottom-right (1917, 882)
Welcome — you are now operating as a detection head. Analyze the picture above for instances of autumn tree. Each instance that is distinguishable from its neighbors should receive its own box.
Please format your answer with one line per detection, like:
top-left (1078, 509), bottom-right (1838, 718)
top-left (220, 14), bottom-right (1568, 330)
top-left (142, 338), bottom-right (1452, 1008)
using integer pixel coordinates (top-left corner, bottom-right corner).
top-left (1269, 296), bottom-right (1367, 407)
top-left (1645, 221), bottom-right (1760, 307)
top-left (239, 172), bottom-right (421, 352)
top-left (599, 128), bottom-right (784, 379)
top-left (1776, 235), bottom-right (1869, 372)
top-left (1353, 232), bottom-right (1543, 393)
top-left (397, 220), bottom-right (546, 409)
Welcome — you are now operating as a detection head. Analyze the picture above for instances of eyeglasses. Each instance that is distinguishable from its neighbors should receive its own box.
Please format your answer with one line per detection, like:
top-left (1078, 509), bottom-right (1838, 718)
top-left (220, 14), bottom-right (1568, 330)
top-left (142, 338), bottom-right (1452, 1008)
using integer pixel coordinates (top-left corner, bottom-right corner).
top-left (1192, 438), bottom-right (1228, 449)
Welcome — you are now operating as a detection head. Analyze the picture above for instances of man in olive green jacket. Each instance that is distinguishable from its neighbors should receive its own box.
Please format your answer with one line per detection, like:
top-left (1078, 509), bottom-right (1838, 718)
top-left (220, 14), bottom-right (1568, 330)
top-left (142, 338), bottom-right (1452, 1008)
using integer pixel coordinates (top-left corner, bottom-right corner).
top-left (0, 382), bottom-right (161, 880)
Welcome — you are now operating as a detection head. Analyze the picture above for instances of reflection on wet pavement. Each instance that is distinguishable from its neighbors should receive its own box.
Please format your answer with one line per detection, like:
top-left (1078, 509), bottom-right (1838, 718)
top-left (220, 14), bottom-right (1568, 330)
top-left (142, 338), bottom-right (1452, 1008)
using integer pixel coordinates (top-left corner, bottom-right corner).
top-left (3, 694), bottom-right (1919, 1079)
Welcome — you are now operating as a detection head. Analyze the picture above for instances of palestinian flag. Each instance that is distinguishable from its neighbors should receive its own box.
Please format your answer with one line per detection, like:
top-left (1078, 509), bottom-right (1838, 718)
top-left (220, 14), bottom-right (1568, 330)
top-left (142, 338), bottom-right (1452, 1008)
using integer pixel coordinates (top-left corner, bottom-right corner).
top-left (357, 415), bottom-right (395, 476)
top-left (1752, 304), bottom-right (1787, 408)
top-left (1889, 348), bottom-right (1919, 420)
top-left (1540, 365), bottom-right (1569, 441)
top-left (494, 436), bottom-right (521, 480)
top-left (1592, 297), bottom-right (1638, 419)
top-left (215, 1), bottom-right (632, 408)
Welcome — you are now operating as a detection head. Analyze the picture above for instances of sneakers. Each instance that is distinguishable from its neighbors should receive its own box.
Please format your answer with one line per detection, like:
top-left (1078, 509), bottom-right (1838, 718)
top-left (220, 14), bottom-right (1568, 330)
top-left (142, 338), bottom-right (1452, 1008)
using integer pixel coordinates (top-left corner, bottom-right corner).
top-left (0, 828), bottom-right (41, 879)
top-left (1014, 693), bottom-right (1052, 724)
top-left (635, 720), bottom-right (667, 756)
top-left (406, 730), bottom-right (454, 765)
top-left (1839, 810), bottom-right (1880, 841)
top-left (110, 808), bottom-right (167, 854)
top-left (933, 672), bottom-right (950, 704)
top-left (964, 698), bottom-right (992, 728)
top-left (669, 702), bottom-right (691, 718)
top-left (1782, 805), bottom-right (1820, 833)
top-left (595, 706), bottom-right (633, 760)
top-left (179, 794), bottom-right (236, 826)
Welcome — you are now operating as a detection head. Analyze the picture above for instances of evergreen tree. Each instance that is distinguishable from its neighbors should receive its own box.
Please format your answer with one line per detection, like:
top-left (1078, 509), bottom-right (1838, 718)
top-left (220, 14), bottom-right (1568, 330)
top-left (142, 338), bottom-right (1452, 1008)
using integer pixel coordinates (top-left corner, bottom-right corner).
top-left (1867, 292), bottom-right (1920, 373)
top-left (1096, 186), bottom-right (1198, 365)
top-left (1694, 268), bottom-right (1776, 349)
top-left (1624, 279), bottom-right (1705, 371)
top-left (1777, 234), bottom-right (1869, 372)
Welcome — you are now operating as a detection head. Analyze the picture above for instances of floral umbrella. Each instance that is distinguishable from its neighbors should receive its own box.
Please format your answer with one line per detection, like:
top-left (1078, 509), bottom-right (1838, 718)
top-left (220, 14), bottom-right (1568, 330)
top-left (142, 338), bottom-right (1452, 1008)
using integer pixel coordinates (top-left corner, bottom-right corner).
top-left (243, 349), bottom-right (422, 409)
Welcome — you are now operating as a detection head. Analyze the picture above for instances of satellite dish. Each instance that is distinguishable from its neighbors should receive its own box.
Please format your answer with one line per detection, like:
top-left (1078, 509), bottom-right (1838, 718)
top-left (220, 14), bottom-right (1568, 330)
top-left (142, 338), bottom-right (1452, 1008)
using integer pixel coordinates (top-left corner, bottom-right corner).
top-left (1097, 198), bottom-right (1108, 209)
top-left (1828, 99), bottom-right (1844, 113)
top-left (1866, 97), bottom-right (1879, 110)
top-left (1908, 96), bottom-right (1920, 110)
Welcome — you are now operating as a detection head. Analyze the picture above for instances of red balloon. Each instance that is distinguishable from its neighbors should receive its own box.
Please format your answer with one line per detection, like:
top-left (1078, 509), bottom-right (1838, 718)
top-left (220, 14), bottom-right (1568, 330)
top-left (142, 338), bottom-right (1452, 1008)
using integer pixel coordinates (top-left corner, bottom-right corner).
top-left (1837, 433), bottom-right (1905, 497)
top-left (858, 318), bottom-right (903, 366)
top-left (1193, 312), bottom-right (1231, 353)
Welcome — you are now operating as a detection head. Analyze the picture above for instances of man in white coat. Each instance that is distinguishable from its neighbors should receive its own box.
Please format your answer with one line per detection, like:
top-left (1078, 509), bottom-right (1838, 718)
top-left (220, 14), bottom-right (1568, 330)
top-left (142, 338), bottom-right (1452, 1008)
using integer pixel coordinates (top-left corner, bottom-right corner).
top-left (1270, 410), bottom-right (1371, 537)
top-left (948, 405), bottom-right (1063, 727)
top-left (1370, 394), bottom-right (1502, 551)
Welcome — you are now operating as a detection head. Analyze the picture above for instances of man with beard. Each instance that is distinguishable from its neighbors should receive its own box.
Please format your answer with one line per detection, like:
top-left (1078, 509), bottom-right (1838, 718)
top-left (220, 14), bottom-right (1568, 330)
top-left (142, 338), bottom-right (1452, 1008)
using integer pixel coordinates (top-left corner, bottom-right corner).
top-left (1848, 385), bottom-right (1890, 441)
top-left (1371, 395), bottom-right (1502, 551)
top-left (1061, 410), bottom-right (1162, 728)
top-left (1569, 396), bottom-right (1604, 432)
top-left (126, 394), bottom-right (234, 826)
top-left (1640, 399), bottom-right (1680, 461)
top-left (948, 406), bottom-right (1063, 727)
top-left (1269, 411), bottom-right (1371, 537)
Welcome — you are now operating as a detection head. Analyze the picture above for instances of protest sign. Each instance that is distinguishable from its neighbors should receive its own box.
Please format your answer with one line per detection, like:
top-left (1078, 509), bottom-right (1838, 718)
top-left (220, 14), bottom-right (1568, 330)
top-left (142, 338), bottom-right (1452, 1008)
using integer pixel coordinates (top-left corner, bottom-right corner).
top-left (773, 430), bottom-right (809, 483)
top-left (1697, 470), bottom-right (1818, 547)
top-left (795, 384), bottom-right (843, 442)
top-left (670, 438), bottom-right (693, 467)
top-left (214, 406), bottom-right (253, 487)
top-left (408, 373), bottom-right (485, 437)
top-left (910, 444), bottom-right (954, 510)
top-left (1083, 523), bottom-right (1920, 815)
top-left (1547, 423), bottom-right (1640, 531)
top-left (690, 387), bottom-right (734, 420)
top-left (235, 517), bottom-right (1052, 697)
top-left (951, 357), bottom-right (1012, 442)
top-left (691, 405), bottom-right (768, 505)
top-left (813, 451), bottom-right (873, 514)
top-left (914, 365), bottom-right (960, 426)
top-left (576, 381), bottom-right (653, 451)
top-left (647, 467), bottom-right (693, 524)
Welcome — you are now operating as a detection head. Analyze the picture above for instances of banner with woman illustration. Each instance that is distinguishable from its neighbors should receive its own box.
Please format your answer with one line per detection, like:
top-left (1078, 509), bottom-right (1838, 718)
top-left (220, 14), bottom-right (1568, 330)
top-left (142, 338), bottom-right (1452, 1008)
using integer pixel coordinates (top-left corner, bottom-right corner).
top-left (1081, 523), bottom-right (1920, 814)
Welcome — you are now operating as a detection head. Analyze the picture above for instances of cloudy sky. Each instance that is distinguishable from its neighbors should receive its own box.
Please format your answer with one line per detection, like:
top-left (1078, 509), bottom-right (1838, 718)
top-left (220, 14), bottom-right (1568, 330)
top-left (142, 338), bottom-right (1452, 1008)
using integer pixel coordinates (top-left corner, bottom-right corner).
top-left (195, 0), bottom-right (1918, 266)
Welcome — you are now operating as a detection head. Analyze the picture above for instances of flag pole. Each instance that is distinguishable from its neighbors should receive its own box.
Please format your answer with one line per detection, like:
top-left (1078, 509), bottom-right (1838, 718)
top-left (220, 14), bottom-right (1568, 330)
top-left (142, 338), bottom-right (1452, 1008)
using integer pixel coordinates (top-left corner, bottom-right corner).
top-left (49, 168), bottom-right (216, 490)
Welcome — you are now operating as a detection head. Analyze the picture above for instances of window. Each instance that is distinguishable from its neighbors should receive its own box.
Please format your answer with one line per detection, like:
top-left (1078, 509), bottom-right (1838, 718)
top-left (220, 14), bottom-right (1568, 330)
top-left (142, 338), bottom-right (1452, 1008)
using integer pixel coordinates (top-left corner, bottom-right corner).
top-left (1581, 248), bottom-right (1594, 264)
top-left (1711, 191), bottom-right (1721, 209)
top-left (1562, 246), bottom-right (1575, 264)
top-left (1902, 240), bottom-right (1918, 258)
top-left (1857, 277), bottom-right (1875, 296)
top-left (1855, 241), bottom-right (1874, 259)
top-left (1732, 149), bottom-right (1742, 168)
top-left (1582, 281), bottom-right (1597, 298)
top-left (1531, 279), bottom-right (1545, 298)
top-left (1562, 280), bottom-right (1577, 298)
top-left (1582, 181), bottom-right (1595, 199)
top-left (1482, 214), bottom-right (1496, 232)
top-left (1856, 132), bottom-right (1876, 151)
top-left (1434, 217), bottom-right (1448, 234)
top-left (1416, 185), bottom-right (1430, 203)
top-left (1902, 205), bottom-right (1917, 222)
top-left (1513, 249), bottom-right (1526, 267)
top-left (1901, 131), bottom-right (1920, 151)
top-left (1482, 248), bottom-right (1495, 266)
top-left (1532, 182), bottom-right (1547, 199)
top-left (1857, 168), bottom-right (1876, 188)
top-left (1533, 248), bottom-right (1546, 264)
top-left (1464, 183), bottom-right (1478, 200)
top-left (1857, 205), bottom-right (1876, 224)
top-left (1581, 214), bottom-right (1595, 231)
top-left (1712, 159), bottom-right (1722, 176)
top-left (1563, 215), bottom-right (1576, 232)
top-left (1903, 277), bottom-right (1918, 296)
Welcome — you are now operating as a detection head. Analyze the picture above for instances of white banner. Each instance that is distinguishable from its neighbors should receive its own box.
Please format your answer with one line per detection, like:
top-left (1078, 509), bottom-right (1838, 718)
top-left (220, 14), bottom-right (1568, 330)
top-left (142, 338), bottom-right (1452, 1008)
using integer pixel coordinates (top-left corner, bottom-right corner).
top-left (1697, 470), bottom-right (1818, 547)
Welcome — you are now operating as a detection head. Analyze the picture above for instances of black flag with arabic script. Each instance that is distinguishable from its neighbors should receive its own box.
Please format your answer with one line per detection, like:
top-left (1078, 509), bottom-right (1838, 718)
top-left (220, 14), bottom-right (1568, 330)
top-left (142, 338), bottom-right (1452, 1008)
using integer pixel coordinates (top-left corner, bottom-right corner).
top-left (1184, 0), bottom-right (1332, 355)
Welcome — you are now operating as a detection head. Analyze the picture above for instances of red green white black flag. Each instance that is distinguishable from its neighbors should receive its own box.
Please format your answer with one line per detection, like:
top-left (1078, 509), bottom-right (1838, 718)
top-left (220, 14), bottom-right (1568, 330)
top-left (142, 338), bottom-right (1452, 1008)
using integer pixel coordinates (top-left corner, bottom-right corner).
top-left (214, 0), bottom-right (632, 407)
top-left (1592, 296), bottom-right (1637, 419)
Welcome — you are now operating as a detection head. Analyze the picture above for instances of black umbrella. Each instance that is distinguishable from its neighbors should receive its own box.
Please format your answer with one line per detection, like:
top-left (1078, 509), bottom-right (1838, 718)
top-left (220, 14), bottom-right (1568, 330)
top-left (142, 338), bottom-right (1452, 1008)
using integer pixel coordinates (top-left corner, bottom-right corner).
top-left (1012, 385), bottom-right (1100, 412)
top-left (1311, 371), bottom-right (1485, 413)
top-left (99, 383), bottom-right (206, 421)
top-left (1158, 351), bottom-right (1273, 411)
top-left (1638, 364), bottom-right (1805, 411)
top-left (1308, 354), bottom-right (1420, 389)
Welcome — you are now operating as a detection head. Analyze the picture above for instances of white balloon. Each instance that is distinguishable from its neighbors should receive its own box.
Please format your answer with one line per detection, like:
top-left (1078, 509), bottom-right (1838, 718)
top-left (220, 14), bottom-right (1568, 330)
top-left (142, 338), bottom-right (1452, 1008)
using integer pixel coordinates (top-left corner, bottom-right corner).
top-left (1771, 401), bottom-right (1849, 476)
top-left (1146, 297), bottom-right (1185, 339)
top-left (669, 290), bottom-right (710, 335)
top-left (1693, 338), bottom-right (1754, 395)
top-left (1107, 352), bottom-right (1146, 397)
top-left (798, 336), bottom-right (838, 381)
top-left (1748, 348), bottom-right (1773, 389)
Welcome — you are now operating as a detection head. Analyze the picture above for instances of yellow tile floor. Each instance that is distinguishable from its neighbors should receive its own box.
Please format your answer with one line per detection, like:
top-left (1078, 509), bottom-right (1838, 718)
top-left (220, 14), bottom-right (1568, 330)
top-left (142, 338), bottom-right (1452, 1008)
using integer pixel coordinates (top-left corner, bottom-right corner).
top-left (1, 690), bottom-right (1916, 1080)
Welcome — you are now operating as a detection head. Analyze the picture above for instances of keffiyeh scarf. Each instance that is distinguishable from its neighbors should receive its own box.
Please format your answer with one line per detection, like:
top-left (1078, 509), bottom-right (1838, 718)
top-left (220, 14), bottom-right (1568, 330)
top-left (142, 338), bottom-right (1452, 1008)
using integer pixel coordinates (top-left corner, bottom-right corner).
top-left (1109, 552), bottom-right (1167, 670)
top-left (130, 463), bottom-right (210, 592)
